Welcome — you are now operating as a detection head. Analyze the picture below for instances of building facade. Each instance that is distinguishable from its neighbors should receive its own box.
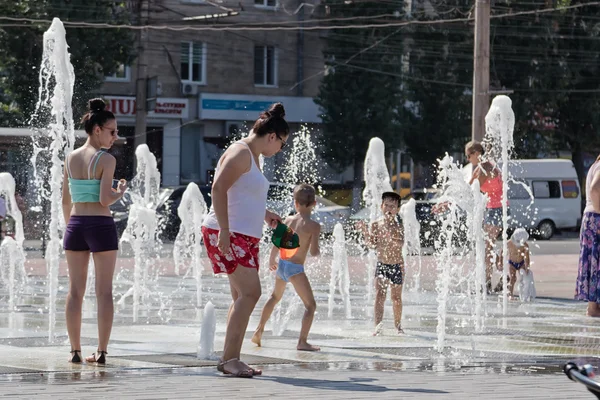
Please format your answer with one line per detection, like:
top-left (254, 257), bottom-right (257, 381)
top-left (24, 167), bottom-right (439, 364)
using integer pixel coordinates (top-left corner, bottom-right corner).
top-left (100, 0), bottom-right (329, 186)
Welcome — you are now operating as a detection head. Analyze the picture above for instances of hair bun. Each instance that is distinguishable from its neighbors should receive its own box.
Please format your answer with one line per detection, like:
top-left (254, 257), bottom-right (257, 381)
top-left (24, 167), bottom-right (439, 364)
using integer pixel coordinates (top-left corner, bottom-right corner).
top-left (88, 98), bottom-right (106, 112)
top-left (267, 102), bottom-right (285, 119)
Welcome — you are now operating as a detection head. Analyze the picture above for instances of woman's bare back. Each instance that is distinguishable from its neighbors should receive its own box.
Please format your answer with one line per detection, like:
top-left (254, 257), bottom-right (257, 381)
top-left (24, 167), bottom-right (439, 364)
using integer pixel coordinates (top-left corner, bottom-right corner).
top-left (67, 145), bottom-right (113, 217)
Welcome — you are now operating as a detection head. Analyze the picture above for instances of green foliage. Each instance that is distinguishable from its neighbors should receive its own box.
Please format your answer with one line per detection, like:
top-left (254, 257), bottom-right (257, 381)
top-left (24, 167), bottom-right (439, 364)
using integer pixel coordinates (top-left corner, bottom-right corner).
top-left (399, 0), bottom-right (600, 183)
top-left (0, 0), bottom-right (136, 125)
top-left (491, 0), bottom-right (600, 181)
top-left (398, 2), bottom-right (474, 166)
top-left (314, 0), bottom-right (405, 175)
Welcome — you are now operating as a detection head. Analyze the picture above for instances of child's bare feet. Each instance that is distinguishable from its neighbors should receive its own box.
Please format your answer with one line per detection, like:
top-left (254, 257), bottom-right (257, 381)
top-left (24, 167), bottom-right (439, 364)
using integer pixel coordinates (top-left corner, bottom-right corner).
top-left (297, 342), bottom-right (320, 351)
top-left (251, 330), bottom-right (262, 347)
top-left (372, 322), bottom-right (383, 336)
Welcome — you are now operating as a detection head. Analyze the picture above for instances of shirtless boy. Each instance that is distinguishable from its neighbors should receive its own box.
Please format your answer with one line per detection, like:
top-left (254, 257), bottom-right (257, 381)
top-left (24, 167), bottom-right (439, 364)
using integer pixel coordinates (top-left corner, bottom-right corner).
top-left (251, 184), bottom-right (321, 351)
top-left (359, 192), bottom-right (405, 335)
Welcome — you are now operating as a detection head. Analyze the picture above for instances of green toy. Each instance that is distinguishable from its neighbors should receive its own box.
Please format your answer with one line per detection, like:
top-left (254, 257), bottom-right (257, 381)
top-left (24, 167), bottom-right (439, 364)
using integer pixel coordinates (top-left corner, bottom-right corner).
top-left (271, 222), bottom-right (300, 249)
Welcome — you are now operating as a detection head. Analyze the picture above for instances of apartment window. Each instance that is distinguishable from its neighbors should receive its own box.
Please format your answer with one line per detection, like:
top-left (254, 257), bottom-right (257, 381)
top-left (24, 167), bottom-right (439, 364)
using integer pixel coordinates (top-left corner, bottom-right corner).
top-left (254, 45), bottom-right (277, 87)
top-left (105, 64), bottom-right (130, 82)
top-left (255, 0), bottom-right (276, 7)
top-left (181, 42), bottom-right (206, 84)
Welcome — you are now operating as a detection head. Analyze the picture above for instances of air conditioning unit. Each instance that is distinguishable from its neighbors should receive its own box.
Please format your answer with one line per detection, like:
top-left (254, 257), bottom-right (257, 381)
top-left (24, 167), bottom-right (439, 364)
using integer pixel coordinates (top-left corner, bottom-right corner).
top-left (225, 121), bottom-right (244, 137)
top-left (181, 83), bottom-right (199, 96)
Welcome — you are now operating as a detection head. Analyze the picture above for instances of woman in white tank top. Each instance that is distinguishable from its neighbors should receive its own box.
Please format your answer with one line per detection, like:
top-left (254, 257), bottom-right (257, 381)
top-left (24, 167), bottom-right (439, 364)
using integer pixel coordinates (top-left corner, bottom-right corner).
top-left (201, 103), bottom-right (289, 377)
top-left (576, 157), bottom-right (600, 317)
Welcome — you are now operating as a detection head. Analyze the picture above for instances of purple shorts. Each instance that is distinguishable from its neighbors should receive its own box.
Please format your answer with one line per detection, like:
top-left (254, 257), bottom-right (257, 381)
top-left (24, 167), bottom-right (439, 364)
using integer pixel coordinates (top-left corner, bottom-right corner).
top-left (63, 216), bottom-right (119, 253)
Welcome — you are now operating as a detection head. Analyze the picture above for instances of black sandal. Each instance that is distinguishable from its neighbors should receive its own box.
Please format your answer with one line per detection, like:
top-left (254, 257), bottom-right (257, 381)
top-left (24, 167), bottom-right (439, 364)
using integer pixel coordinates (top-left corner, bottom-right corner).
top-left (69, 350), bottom-right (82, 363)
top-left (86, 350), bottom-right (107, 364)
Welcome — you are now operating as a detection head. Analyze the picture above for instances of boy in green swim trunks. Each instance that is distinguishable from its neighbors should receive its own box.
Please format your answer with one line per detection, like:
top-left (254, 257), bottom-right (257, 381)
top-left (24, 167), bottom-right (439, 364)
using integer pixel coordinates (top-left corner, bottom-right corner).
top-left (251, 184), bottom-right (321, 351)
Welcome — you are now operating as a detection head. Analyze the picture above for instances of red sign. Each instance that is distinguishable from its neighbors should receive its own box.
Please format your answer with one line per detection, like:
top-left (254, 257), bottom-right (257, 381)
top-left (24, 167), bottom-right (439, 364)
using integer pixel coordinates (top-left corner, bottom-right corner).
top-left (104, 96), bottom-right (189, 119)
top-left (106, 97), bottom-right (136, 116)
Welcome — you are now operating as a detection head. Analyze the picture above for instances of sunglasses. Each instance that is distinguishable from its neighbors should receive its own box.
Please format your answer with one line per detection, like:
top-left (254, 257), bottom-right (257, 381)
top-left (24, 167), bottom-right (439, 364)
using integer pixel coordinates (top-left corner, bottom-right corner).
top-left (101, 126), bottom-right (119, 137)
top-left (275, 133), bottom-right (287, 149)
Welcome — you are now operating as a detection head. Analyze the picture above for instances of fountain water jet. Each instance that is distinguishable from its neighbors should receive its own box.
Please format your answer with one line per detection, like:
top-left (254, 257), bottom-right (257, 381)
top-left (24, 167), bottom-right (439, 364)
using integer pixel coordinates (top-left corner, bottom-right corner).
top-left (433, 154), bottom-right (480, 351)
top-left (400, 198), bottom-right (422, 292)
top-left (118, 144), bottom-right (161, 322)
top-left (328, 223), bottom-right (352, 319)
top-left (266, 127), bottom-right (319, 336)
top-left (471, 180), bottom-right (487, 331)
top-left (197, 301), bottom-right (217, 359)
top-left (484, 95), bottom-right (515, 315)
top-left (0, 238), bottom-right (26, 312)
top-left (0, 172), bottom-right (28, 312)
top-left (362, 138), bottom-right (393, 318)
top-left (173, 182), bottom-right (207, 307)
top-left (0, 173), bottom-right (25, 248)
top-left (29, 18), bottom-right (76, 342)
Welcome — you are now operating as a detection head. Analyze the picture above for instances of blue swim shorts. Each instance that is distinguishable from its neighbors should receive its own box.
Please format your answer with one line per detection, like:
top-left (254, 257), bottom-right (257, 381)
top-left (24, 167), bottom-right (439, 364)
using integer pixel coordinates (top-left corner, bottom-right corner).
top-left (276, 259), bottom-right (305, 282)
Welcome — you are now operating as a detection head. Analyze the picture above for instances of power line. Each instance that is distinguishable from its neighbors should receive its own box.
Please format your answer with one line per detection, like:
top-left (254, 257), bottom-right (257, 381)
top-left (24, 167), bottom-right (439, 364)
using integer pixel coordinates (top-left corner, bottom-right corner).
top-left (1, 1), bottom-right (599, 31)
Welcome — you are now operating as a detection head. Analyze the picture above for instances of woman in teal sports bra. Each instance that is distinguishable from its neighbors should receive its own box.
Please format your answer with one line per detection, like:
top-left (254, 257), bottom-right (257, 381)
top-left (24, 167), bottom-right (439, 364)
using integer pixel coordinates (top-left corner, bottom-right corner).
top-left (62, 98), bottom-right (128, 364)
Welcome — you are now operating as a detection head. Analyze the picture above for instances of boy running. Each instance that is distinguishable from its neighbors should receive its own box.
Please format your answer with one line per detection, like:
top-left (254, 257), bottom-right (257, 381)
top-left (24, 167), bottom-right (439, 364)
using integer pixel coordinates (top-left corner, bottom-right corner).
top-left (251, 184), bottom-right (321, 351)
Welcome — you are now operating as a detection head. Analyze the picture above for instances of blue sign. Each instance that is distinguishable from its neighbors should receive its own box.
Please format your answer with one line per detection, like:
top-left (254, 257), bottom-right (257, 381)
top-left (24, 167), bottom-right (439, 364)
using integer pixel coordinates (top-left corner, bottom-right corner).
top-left (202, 99), bottom-right (274, 111)
top-left (199, 93), bottom-right (322, 123)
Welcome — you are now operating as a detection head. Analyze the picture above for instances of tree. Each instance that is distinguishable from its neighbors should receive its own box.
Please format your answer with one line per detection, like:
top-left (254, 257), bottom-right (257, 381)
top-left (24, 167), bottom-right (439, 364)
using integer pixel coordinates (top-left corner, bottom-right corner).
top-left (491, 0), bottom-right (600, 185)
top-left (314, 1), bottom-right (405, 208)
top-left (0, 0), bottom-right (136, 126)
top-left (398, 2), bottom-right (474, 169)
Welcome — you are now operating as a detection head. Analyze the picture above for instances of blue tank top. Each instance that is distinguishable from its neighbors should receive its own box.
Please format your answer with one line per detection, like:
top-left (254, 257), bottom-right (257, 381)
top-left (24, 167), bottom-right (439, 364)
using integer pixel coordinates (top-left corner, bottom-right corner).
top-left (67, 150), bottom-right (106, 203)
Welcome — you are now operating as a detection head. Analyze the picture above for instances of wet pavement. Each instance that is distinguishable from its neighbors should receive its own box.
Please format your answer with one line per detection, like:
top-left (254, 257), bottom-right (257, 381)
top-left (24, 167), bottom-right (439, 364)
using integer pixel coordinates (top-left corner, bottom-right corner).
top-left (0, 244), bottom-right (597, 398)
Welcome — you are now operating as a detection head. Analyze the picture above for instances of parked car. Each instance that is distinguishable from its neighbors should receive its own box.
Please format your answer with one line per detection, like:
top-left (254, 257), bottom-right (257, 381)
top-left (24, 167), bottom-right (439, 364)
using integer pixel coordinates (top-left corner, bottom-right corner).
top-left (266, 183), bottom-right (352, 235)
top-left (111, 185), bottom-right (212, 242)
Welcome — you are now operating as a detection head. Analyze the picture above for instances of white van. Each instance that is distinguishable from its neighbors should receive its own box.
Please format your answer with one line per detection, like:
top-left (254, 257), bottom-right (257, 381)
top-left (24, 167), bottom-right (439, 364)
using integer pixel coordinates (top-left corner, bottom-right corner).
top-left (506, 159), bottom-right (581, 239)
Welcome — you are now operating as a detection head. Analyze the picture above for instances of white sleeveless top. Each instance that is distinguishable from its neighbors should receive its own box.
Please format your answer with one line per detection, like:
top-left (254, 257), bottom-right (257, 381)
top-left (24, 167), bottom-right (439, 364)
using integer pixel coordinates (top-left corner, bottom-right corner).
top-left (202, 141), bottom-right (270, 238)
top-left (584, 161), bottom-right (600, 214)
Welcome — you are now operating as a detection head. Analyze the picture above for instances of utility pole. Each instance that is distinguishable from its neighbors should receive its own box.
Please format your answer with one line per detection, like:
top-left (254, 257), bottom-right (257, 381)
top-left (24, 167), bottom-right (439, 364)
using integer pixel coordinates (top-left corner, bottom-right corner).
top-left (134, 0), bottom-right (147, 148)
top-left (472, 0), bottom-right (490, 142)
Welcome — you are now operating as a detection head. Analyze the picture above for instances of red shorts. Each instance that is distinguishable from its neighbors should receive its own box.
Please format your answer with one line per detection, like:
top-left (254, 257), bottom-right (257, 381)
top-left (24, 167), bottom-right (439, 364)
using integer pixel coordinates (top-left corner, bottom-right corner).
top-left (201, 226), bottom-right (261, 275)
